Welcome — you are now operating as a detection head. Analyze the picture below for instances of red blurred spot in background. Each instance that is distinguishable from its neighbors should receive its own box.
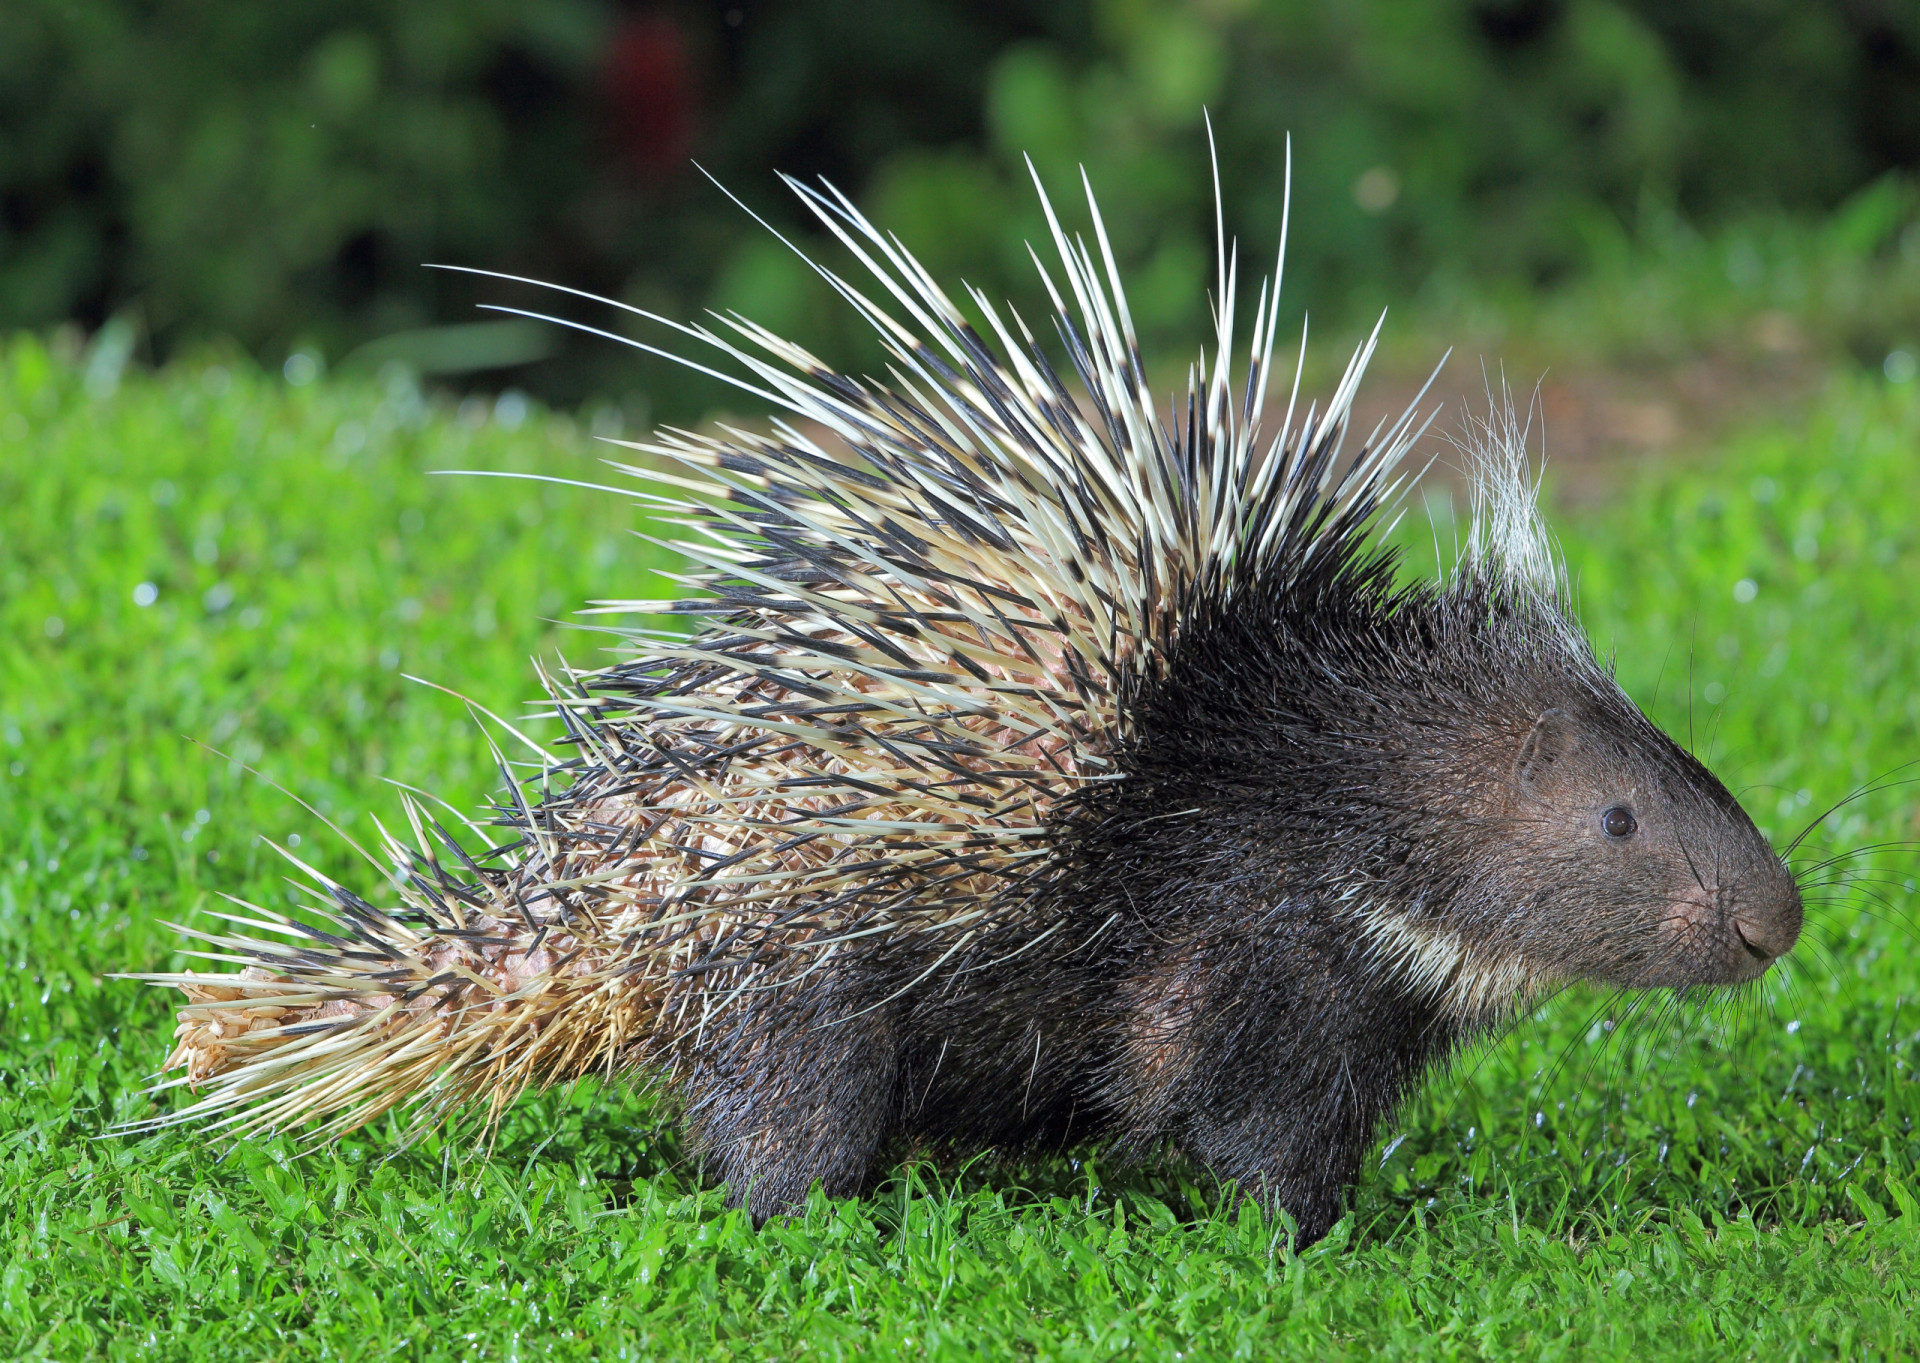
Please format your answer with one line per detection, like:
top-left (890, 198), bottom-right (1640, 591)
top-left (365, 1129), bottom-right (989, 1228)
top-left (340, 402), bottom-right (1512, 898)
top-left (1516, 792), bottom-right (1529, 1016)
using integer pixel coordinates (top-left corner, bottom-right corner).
top-left (604, 13), bottom-right (697, 178)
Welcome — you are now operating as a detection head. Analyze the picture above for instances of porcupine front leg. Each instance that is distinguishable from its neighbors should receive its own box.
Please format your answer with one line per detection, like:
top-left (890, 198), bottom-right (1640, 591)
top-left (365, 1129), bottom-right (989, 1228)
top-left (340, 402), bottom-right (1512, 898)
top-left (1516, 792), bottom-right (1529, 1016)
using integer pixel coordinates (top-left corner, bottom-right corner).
top-left (1160, 1040), bottom-right (1423, 1242)
top-left (680, 989), bottom-right (900, 1224)
top-left (1116, 927), bottom-right (1453, 1245)
top-left (1179, 1085), bottom-right (1381, 1245)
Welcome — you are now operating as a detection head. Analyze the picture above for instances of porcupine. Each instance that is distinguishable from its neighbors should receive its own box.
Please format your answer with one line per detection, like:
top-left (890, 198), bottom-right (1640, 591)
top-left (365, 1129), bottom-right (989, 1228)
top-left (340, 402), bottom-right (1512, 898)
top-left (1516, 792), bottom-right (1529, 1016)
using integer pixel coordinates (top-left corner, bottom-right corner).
top-left (131, 151), bottom-right (1803, 1244)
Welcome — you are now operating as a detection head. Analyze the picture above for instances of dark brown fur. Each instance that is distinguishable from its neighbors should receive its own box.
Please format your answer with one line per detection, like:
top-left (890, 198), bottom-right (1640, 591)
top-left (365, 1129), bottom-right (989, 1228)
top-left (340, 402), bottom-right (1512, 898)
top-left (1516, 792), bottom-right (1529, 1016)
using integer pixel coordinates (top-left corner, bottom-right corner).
top-left (648, 561), bottom-right (1802, 1240)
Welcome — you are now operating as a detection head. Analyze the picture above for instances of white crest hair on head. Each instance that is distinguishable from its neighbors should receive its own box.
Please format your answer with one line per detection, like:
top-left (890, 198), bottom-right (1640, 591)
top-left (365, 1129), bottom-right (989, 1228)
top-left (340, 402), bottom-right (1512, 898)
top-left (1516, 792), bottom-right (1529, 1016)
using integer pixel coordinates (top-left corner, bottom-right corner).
top-left (1456, 381), bottom-right (1560, 595)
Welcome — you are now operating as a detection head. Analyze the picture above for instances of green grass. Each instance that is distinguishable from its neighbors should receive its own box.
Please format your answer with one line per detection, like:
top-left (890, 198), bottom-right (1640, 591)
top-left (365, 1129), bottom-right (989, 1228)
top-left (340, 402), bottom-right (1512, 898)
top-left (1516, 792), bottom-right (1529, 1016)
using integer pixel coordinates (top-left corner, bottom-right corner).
top-left (4, 332), bottom-right (1920, 1359)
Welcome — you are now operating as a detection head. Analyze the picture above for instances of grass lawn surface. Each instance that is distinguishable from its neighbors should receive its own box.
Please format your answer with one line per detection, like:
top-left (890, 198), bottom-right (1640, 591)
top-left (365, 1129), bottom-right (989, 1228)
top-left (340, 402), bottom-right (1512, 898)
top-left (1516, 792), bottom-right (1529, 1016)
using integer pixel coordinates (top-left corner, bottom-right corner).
top-left (4, 333), bottom-right (1920, 1359)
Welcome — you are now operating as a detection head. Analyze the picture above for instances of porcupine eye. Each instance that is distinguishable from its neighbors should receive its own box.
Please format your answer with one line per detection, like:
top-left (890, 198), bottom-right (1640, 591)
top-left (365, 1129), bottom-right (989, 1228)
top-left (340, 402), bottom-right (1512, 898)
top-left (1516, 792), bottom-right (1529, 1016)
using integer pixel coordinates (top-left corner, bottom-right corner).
top-left (1601, 806), bottom-right (1638, 839)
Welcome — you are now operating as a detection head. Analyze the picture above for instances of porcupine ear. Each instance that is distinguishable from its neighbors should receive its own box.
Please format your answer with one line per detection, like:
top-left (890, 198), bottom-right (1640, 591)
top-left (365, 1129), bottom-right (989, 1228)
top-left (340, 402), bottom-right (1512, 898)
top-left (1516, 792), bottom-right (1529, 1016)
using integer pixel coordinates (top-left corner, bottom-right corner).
top-left (1515, 707), bottom-right (1581, 790)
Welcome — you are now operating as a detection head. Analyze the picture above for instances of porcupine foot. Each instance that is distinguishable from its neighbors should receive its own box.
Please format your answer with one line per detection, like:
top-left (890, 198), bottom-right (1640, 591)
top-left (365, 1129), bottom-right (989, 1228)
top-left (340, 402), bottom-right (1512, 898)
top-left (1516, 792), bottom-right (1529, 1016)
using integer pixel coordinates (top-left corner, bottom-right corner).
top-left (1181, 1109), bottom-right (1361, 1245)
top-left (682, 1003), bottom-right (899, 1223)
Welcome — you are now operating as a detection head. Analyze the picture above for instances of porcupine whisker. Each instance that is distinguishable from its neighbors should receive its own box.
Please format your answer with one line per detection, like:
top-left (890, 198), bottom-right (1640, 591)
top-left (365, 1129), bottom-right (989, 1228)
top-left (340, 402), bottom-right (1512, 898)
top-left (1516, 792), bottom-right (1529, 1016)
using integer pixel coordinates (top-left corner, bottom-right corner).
top-left (1446, 980), bottom-right (1620, 1135)
top-left (1802, 899), bottom-right (1920, 947)
top-left (1781, 844), bottom-right (1920, 886)
top-left (1428, 970), bottom-right (1586, 1120)
top-left (1584, 988), bottom-right (1671, 1111)
top-left (1627, 991), bottom-right (1691, 1082)
top-left (1685, 636), bottom-right (1698, 757)
top-left (1792, 855), bottom-right (1920, 938)
top-left (1792, 934), bottom-right (1852, 990)
top-left (1793, 845), bottom-right (1920, 877)
top-left (1797, 873), bottom-right (1918, 920)
top-left (1561, 988), bottom-right (1659, 1121)
top-left (1783, 763), bottom-right (1920, 857)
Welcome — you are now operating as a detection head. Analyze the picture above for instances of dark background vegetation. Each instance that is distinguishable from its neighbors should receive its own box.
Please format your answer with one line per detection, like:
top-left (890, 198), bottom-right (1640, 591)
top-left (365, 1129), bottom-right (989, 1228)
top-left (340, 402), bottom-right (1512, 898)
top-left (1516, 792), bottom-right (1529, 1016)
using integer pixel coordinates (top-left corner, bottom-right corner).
top-left (2, 0), bottom-right (1917, 422)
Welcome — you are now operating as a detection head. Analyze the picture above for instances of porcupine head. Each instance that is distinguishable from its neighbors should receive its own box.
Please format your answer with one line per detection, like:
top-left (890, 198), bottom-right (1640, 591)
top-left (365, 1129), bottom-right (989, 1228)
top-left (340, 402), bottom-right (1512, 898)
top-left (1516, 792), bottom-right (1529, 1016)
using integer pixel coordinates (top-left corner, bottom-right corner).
top-left (130, 143), bottom-right (1803, 1245)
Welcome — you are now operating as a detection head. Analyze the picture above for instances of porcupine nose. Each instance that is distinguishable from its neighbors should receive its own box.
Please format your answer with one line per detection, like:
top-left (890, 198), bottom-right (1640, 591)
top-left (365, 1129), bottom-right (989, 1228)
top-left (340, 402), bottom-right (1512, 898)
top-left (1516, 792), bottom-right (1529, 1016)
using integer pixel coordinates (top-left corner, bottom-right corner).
top-left (1731, 872), bottom-right (1802, 967)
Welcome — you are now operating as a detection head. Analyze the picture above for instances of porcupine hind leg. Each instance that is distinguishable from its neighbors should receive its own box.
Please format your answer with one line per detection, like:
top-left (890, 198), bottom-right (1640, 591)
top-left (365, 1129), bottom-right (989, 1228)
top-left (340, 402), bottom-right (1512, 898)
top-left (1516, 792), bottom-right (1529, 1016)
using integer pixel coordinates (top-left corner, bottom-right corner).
top-left (680, 992), bottom-right (900, 1224)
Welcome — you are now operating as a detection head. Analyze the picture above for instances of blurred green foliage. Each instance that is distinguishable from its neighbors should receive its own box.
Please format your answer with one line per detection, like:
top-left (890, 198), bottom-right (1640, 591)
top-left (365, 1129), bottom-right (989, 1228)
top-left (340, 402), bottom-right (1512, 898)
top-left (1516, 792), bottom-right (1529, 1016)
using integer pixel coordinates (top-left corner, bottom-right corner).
top-left (1, 0), bottom-right (1915, 419)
